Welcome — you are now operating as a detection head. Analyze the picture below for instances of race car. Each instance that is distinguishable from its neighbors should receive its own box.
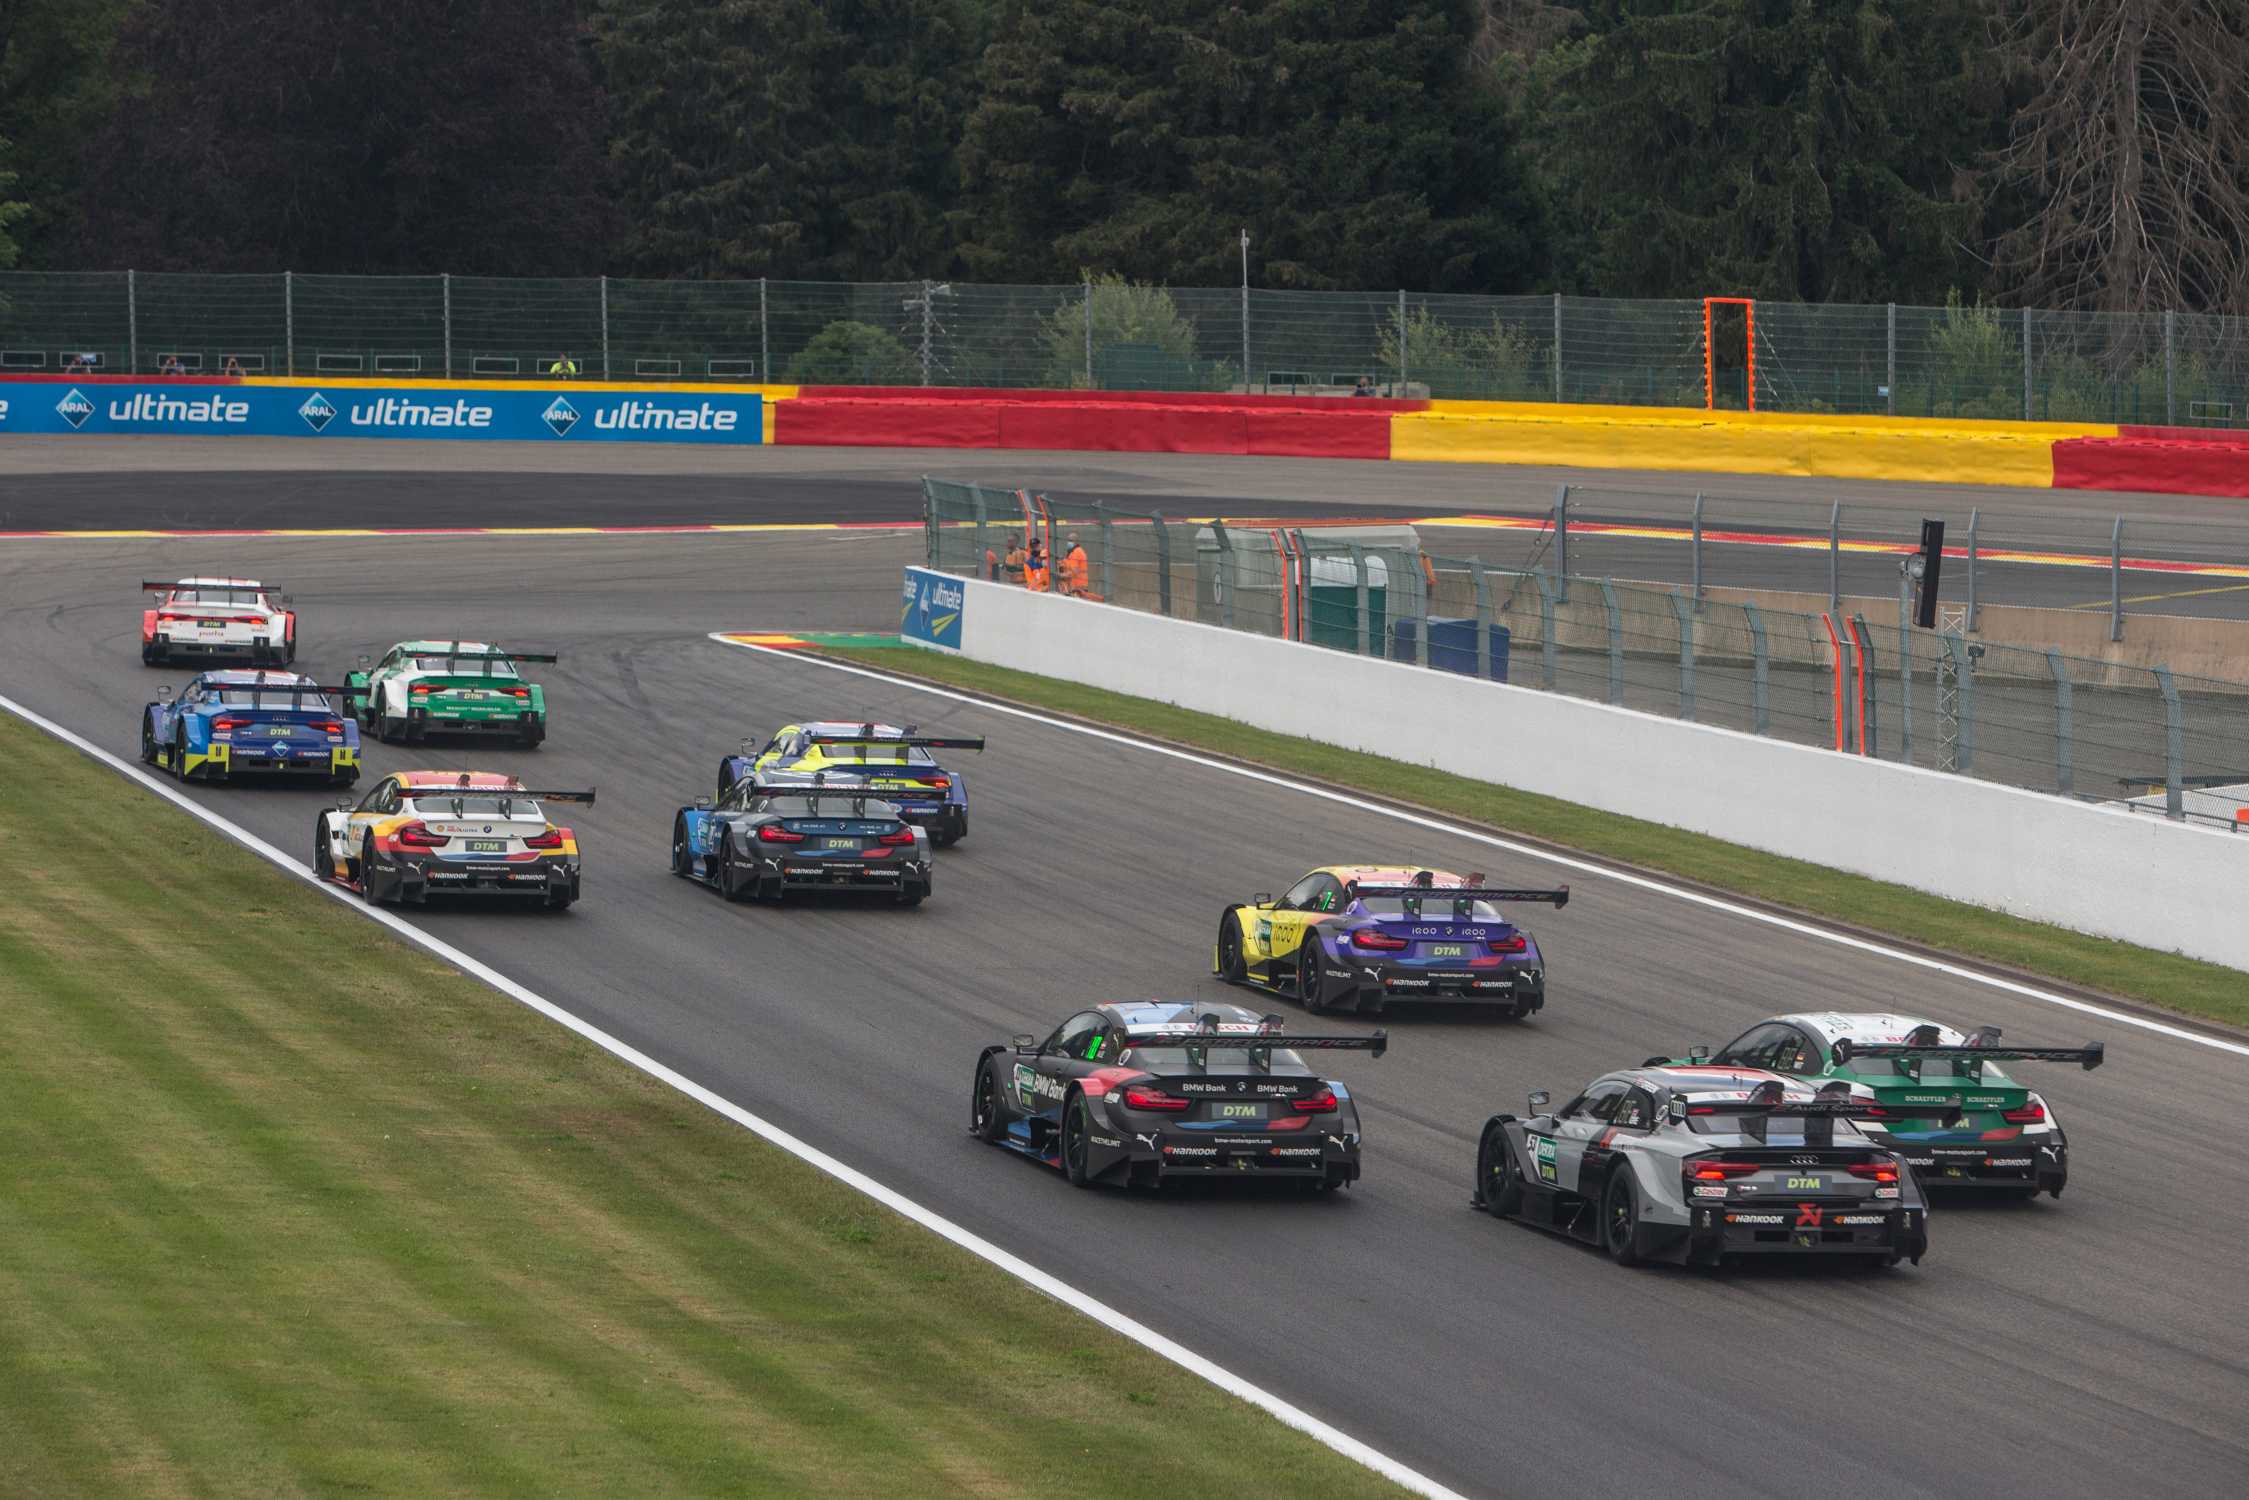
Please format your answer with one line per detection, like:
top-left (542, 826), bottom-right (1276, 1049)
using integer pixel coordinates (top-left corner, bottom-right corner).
top-left (670, 774), bottom-right (932, 905)
top-left (1652, 1014), bottom-right (2106, 1198)
top-left (970, 1001), bottom-right (1386, 1191)
top-left (1470, 1066), bottom-right (1941, 1268)
top-left (313, 770), bottom-right (593, 909)
top-left (139, 670), bottom-right (361, 785)
top-left (141, 577), bottom-right (296, 665)
top-left (718, 722), bottom-right (983, 845)
top-left (1215, 866), bottom-right (1567, 1016)
top-left (346, 641), bottom-right (558, 747)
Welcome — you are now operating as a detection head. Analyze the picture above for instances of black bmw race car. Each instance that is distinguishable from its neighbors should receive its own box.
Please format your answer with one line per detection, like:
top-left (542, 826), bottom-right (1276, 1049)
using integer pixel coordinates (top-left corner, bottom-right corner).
top-left (671, 775), bottom-right (933, 905)
top-left (970, 1001), bottom-right (1386, 1191)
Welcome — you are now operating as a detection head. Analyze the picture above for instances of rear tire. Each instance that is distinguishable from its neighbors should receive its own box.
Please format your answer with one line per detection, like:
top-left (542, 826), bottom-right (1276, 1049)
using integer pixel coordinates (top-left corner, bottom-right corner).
top-left (1061, 1092), bottom-right (1096, 1188)
top-left (1602, 1170), bottom-right (1644, 1267)
top-left (717, 839), bottom-right (748, 902)
top-left (1216, 916), bottom-right (1248, 983)
top-left (897, 879), bottom-right (926, 908)
top-left (971, 1056), bottom-right (1006, 1142)
top-left (171, 728), bottom-right (190, 781)
top-left (1297, 941), bottom-right (1330, 1014)
top-left (359, 835), bottom-right (383, 905)
top-left (1476, 1123), bottom-right (1523, 1216)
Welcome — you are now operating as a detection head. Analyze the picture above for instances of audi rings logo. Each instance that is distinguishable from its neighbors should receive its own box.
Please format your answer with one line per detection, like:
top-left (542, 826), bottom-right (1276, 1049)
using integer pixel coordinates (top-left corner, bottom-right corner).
top-left (1790, 1155), bottom-right (1819, 1165)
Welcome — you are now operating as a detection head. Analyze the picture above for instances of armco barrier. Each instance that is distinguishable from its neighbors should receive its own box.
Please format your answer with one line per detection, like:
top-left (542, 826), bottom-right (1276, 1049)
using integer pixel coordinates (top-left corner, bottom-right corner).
top-left (773, 388), bottom-right (1401, 459)
top-left (2053, 429), bottom-right (2249, 498)
top-left (0, 375), bottom-right (766, 444)
top-left (912, 569), bottom-right (2247, 972)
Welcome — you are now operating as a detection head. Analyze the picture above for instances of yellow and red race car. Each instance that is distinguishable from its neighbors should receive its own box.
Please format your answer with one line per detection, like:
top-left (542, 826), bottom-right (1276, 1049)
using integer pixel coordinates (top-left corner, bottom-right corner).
top-left (1215, 866), bottom-right (1567, 1017)
top-left (312, 770), bottom-right (593, 910)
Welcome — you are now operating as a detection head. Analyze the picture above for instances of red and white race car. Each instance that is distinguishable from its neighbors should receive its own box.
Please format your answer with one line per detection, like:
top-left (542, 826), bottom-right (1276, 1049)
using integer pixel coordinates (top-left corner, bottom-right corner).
top-left (141, 577), bottom-right (297, 666)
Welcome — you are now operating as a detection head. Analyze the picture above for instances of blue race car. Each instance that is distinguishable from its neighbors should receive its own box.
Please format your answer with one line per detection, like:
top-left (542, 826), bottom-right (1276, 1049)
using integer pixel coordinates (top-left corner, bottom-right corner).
top-left (1216, 866), bottom-right (1569, 1017)
top-left (717, 721), bottom-right (985, 847)
top-left (140, 669), bottom-right (362, 786)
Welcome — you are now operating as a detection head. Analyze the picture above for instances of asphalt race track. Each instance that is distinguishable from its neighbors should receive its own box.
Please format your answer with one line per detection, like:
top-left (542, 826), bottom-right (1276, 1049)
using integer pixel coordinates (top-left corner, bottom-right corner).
top-left (3, 444), bottom-right (2247, 1499)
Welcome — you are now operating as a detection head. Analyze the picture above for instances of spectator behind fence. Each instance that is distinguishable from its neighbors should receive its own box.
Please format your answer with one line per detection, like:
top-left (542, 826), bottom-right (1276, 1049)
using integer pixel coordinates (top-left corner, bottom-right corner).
top-left (159, 354), bottom-right (184, 376)
top-left (221, 356), bottom-right (245, 377)
top-left (548, 352), bottom-right (579, 378)
top-left (1351, 375), bottom-right (1376, 397)
top-left (1058, 533), bottom-right (1091, 597)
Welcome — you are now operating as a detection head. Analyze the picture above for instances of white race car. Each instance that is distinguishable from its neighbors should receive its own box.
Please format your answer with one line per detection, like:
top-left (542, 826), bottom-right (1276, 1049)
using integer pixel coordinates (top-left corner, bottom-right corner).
top-left (141, 577), bottom-right (297, 666)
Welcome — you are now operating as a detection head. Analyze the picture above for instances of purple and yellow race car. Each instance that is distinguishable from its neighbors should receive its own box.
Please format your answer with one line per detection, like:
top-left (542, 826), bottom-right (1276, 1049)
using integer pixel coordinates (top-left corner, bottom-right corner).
top-left (1216, 866), bottom-right (1567, 1017)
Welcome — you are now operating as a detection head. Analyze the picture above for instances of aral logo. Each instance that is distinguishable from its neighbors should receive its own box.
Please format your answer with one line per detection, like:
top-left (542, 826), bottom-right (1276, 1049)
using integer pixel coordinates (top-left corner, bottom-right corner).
top-left (542, 396), bottom-right (580, 438)
top-left (55, 387), bottom-right (95, 429)
top-left (298, 392), bottom-right (337, 433)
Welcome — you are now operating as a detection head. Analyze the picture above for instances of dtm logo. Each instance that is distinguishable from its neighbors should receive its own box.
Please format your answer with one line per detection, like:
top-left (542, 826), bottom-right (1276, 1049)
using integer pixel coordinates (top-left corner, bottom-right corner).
top-left (298, 392), bottom-right (338, 432)
top-left (55, 387), bottom-right (95, 429)
top-left (542, 396), bottom-right (580, 437)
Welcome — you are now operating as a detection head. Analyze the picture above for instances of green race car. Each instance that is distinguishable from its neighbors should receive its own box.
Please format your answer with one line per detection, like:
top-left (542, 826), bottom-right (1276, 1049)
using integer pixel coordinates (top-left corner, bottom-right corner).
top-left (348, 640), bottom-right (558, 748)
top-left (1652, 1011), bottom-right (2105, 1198)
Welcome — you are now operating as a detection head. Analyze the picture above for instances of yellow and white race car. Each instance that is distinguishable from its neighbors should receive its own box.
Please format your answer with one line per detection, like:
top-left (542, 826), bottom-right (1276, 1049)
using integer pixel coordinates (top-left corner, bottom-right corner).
top-left (313, 770), bottom-right (593, 909)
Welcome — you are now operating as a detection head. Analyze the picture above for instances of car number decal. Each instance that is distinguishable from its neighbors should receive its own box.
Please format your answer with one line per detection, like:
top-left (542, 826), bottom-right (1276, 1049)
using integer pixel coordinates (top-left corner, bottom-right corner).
top-left (1531, 1133), bottom-right (1557, 1182)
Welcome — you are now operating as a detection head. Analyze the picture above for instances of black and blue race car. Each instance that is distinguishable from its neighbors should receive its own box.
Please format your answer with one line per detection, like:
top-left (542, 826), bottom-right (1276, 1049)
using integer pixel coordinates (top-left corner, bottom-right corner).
top-left (672, 773), bottom-right (933, 905)
top-left (718, 721), bottom-right (984, 846)
top-left (140, 669), bottom-right (362, 786)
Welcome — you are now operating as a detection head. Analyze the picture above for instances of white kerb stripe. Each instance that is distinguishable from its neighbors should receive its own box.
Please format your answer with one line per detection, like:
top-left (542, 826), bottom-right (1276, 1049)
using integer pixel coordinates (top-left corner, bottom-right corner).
top-left (0, 691), bottom-right (1468, 1500)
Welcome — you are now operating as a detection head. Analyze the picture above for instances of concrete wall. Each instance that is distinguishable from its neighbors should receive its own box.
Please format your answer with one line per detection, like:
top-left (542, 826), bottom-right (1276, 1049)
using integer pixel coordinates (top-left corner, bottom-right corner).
top-left (917, 570), bottom-right (2247, 972)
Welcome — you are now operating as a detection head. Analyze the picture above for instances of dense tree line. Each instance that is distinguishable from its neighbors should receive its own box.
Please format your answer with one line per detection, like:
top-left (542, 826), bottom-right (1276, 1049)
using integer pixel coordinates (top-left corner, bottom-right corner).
top-left (1, 0), bottom-right (2243, 312)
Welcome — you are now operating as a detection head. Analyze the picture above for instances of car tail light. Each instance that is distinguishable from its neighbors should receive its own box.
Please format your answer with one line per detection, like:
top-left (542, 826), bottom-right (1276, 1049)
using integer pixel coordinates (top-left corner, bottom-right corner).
top-left (1350, 928), bottom-right (1408, 951)
top-left (757, 824), bottom-right (805, 843)
top-left (1687, 1159), bottom-right (1762, 1180)
top-left (1122, 1086), bottom-right (1190, 1111)
top-left (510, 688), bottom-right (530, 699)
top-left (410, 684), bottom-right (433, 695)
top-left (395, 821), bottom-right (449, 848)
top-left (522, 829), bottom-right (563, 850)
top-left (311, 719), bottom-right (344, 734)
top-left (876, 826), bottom-right (915, 845)
top-left (1292, 1088), bottom-right (1338, 1114)
top-left (157, 610), bottom-right (194, 622)
top-left (925, 776), bottom-right (951, 790)
top-left (1847, 1161), bottom-right (1901, 1183)
top-left (211, 717), bottom-right (248, 731)
top-left (2001, 1101), bottom-right (2046, 1124)
top-left (222, 614), bottom-right (264, 624)
top-left (1487, 934), bottom-right (1528, 954)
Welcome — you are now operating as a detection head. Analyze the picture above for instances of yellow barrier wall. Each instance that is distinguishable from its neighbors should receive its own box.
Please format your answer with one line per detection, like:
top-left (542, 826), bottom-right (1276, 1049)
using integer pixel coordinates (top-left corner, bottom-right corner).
top-left (1392, 402), bottom-right (2120, 488)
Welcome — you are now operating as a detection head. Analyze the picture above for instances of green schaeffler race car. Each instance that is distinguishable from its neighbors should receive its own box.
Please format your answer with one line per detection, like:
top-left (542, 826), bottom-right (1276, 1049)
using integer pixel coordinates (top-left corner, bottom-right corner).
top-left (347, 641), bottom-right (559, 747)
top-left (1653, 1012), bottom-right (2106, 1198)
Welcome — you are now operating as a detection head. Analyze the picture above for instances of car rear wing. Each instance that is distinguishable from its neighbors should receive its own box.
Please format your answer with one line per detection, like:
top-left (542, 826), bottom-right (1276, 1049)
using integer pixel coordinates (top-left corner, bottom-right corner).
top-left (405, 786), bottom-right (595, 809)
top-left (806, 733), bottom-right (984, 753)
top-left (1130, 1029), bottom-right (1388, 1059)
top-left (144, 579), bottom-right (274, 602)
top-left (1833, 1036), bottom-right (2104, 1073)
top-left (194, 681), bottom-right (363, 705)
top-left (1674, 1080), bottom-right (1962, 1126)
top-left (427, 645), bottom-right (559, 672)
top-left (1348, 882), bottom-right (1569, 908)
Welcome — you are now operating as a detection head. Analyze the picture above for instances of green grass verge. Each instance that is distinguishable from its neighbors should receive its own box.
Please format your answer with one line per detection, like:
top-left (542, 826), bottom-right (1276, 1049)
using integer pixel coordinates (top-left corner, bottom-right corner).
top-left (827, 646), bottom-right (2249, 1031)
top-left (0, 714), bottom-right (1409, 1500)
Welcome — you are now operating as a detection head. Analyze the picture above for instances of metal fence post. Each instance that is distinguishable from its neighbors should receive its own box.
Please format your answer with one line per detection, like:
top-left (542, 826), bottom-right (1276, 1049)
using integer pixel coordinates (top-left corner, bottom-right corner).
top-left (1554, 485), bottom-right (1570, 603)
top-left (599, 274), bottom-right (610, 381)
top-left (126, 269), bottom-right (137, 373)
top-left (1534, 571), bottom-right (1558, 688)
top-left (2154, 667), bottom-right (2184, 817)
top-left (1964, 506), bottom-right (1980, 632)
top-left (442, 273), bottom-right (454, 379)
top-left (1471, 558), bottom-right (1492, 678)
top-left (2110, 516), bottom-right (2125, 642)
top-left (2164, 310), bottom-right (2177, 425)
top-left (1083, 279), bottom-right (1095, 387)
top-left (1552, 292), bottom-right (1563, 402)
top-left (759, 277), bottom-right (769, 381)
top-left (1210, 520), bottom-right (1237, 630)
top-left (1414, 562), bottom-right (1432, 666)
top-left (284, 270), bottom-right (295, 377)
top-left (1151, 510), bottom-right (1173, 617)
top-left (1743, 601), bottom-right (1770, 734)
top-left (1599, 578), bottom-right (1623, 705)
top-left (1397, 289), bottom-right (1408, 397)
top-left (1885, 303), bottom-right (1896, 416)
top-left (1690, 492), bottom-right (1705, 610)
top-left (1828, 500), bottom-right (1841, 617)
top-left (1351, 544), bottom-right (1370, 657)
top-left (2044, 649), bottom-right (2073, 796)
top-left (1669, 592), bottom-right (1695, 721)
top-left (918, 278), bottom-right (934, 387)
top-left (1238, 229), bottom-right (1251, 393)
top-left (1896, 574), bottom-right (1913, 763)
top-left (1941, 634), bottom-right (1977, 771)
top-left (1094, 501), bottom-right (1114, 602)
top-left (1853, 613), bottom-right (1878, 753)
top-left (971, 484), bottom-right (989, 575)
top-left (2022, 306), bottom-right (2033, 420)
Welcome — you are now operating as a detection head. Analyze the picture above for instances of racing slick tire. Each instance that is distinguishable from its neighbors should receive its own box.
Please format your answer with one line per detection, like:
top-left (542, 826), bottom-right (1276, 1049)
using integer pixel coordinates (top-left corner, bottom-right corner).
top-left (170, 726), bottom-right (191, 781)
top-left (376, 712), bottom-right (407, 746)
top-left (546, 891), bottom-right (575, 912)
top-left (1061, 1091), bottom-right (1097, 1189)
top-left (1602, 1169), bottom-right (1645, 1267)
top-left (139, 719), bottom-right (159, 766)
top-left (670, 816), bottom-right (695, 880)
top-left (1296, 941), bottom-right (1333, 1014)
top-left (1475, 1122), bottom-right (1523, 1217)
top-left (517, 725), bottom-right (544, 750)
top-left (897, 875), bottom-right (928, 908)
top-left (1216, 915), bottom-right (1248, 984)
top-left (716, 839), bottom-right (749, 902)
top-left (311, 822), bottom-right (331, 882)
top-left (970, 1055), bottom-right (1006, 1143)
top-left (142, 641), bottom-right (164, 666)
top-left (359, 834), bottom-right (385, 906)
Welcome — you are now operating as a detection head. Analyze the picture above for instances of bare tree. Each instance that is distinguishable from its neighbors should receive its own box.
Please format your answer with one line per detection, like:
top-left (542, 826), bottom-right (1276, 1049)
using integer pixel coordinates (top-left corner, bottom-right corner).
top-left (1472, 0), bottom-right (1581, 66)
top-left (1987, 0), bottom-right (2249, 316)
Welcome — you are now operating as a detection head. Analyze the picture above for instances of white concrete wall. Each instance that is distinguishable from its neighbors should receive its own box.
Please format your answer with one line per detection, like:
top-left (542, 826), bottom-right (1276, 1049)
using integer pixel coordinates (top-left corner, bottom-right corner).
top-left (914, 571), bottom-right (2248, 973)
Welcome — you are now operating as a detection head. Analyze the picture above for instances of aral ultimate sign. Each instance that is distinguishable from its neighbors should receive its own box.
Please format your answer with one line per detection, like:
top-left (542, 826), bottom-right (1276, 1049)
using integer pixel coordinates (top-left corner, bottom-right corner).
top-left (1, 381), bottom-right (762, 445)
top-left (901, 567), bottom-right (966, 651)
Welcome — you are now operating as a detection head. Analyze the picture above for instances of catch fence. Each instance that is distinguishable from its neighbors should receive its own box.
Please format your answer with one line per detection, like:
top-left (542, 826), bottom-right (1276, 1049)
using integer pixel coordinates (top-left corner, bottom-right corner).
top-left (4, 270), bottom-right (2246, 425)
top-left (925, 479), bottom-right (2249, 826)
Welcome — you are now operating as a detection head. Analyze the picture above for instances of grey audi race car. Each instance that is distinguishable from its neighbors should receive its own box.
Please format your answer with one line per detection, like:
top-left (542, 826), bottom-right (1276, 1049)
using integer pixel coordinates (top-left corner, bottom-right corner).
top-left (1471, 1065), bottom-right (1946, 1268)
top-left (970, 1001), bottom-right (1386, 1191)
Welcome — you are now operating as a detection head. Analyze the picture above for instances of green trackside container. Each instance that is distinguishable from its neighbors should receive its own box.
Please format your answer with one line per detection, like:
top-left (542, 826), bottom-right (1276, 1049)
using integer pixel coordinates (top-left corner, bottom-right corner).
top-left (1306, 552), bottom-right (1388, 653)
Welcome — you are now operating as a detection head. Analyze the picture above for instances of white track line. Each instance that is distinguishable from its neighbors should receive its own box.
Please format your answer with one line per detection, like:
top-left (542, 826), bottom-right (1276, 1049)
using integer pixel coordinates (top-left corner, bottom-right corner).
top-left (0, 691), bottom-right (1466, 1500)
top-left (713, 635), bottom-right (2249, 1062)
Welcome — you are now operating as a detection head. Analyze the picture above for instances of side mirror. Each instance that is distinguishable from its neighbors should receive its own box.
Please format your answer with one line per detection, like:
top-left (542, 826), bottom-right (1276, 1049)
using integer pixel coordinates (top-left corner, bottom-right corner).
top-left (1011, 1033), bottom-right (1035, 1054)
top-left (356, 654), bottom-right (371, 667)
top-left (157, 685), bottom-right (173, 701)
top-left (1688, 1044), bottom-right (1710, 1061)
top-left (1527, 1089), bottom-right (1551, 1112)
top-left (1252, 892), bottom-right (1273, 906)
top-left (280, 593), bottom-right (294, 605)
top-left (693, 796), bottom-right (711, 810)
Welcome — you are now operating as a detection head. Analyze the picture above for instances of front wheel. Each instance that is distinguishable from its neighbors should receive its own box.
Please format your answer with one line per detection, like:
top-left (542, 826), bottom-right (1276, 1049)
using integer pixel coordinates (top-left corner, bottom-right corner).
top-left (671, 816), bottom-right (695, 879)
top-left (1603, 1170), bottom-right (1644, 1267)
top-left (1216, 916), bottom-right (1247, 983)
top-left (311, 822), bottom-right (332, 881)
top-left (139, 719), bottom-right (159, 766)
top-left (1061, 1092), bottom-right (1096, 1188)
top-left (971, 1056), bottom-right (1006, 1142)
top-left (1475, 1123), bottom-right (1522, 1216)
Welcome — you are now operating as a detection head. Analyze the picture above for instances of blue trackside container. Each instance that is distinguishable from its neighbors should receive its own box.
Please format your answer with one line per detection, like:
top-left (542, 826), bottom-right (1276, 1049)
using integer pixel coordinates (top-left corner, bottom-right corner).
top-left (1391, 617), bottom-right (1510, 682)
